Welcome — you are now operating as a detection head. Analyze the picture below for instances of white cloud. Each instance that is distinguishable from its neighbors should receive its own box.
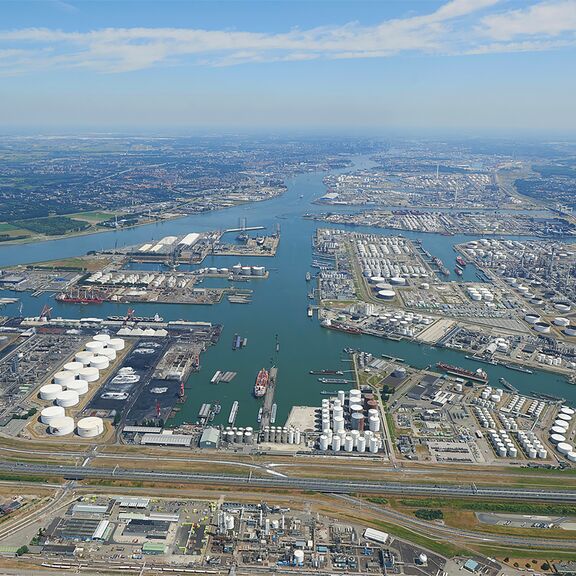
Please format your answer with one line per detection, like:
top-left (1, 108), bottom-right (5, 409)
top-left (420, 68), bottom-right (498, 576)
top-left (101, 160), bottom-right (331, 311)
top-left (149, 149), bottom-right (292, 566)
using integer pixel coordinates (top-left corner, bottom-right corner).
top-left (0, 0), bottom-right (574, 75)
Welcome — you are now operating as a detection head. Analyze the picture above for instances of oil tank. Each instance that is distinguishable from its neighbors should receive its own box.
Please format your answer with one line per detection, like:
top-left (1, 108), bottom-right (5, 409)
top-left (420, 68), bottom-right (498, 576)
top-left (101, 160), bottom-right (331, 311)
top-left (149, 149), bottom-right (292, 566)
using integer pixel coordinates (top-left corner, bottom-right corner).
top-left (49, 416), bottom-right (74, 436)
top-left (63, 361), bottom-right (83, 375)
top-left (351, 412), bottom-right (365, 431)
top-left (99, 348), bottom-right (117, 360)
top-left (319, 435), bottom-right (329, 451)
top-left (53, 371), bottom-right (75, 386)
top-left (56, 390), bottom-right (79, 408)
top-left (79, 367), bottom-right (99, 382)
top-left (75, 351), bottom-right (94, 366)
top-left (344, 435), bottom-right (354, 452)
top-left (85, 341), bottom-right (105, 353)
top-left (77, 417), bottom-right (104, 438)
top-left (39, 384), bottom-right (63, 401)
top-left (66, 379), bottom-right (89, 395)
top-left (107, 338), bottom-right (125, 351)
top-left (93, 334), bottom-right (111, 344)
top-left (331, 436), bottom-right (341, 451)
top-left (40, 405), bottom-right (65, 425)
top-left (357, 436), bottom-right (366, 453)
top-left (90, 356), bottom-right (110, 370)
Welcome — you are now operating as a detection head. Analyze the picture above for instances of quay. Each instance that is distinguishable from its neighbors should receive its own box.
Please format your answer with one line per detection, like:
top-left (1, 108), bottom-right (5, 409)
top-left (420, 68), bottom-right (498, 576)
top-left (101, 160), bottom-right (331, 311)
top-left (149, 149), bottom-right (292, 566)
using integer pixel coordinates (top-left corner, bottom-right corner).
top-left (260, 365), bottom-right (278, 429)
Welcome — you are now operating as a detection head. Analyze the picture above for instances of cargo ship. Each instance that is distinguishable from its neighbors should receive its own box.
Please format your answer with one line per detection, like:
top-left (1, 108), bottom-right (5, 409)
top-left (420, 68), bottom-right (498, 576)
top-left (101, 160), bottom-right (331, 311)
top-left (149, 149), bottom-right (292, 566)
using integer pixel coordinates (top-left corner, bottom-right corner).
top-left (56, 291), bottom-right (104, 304)
top-left (456, 256), bottom-right (467, 267)
top-left (436, 362), bottom-right (488, 383)
top-left (254, 368), bottom-right (269, 398)
top-left (309, 369), bottom-right (344, 375)
top-left (323, 321), bottom-right (362, 335)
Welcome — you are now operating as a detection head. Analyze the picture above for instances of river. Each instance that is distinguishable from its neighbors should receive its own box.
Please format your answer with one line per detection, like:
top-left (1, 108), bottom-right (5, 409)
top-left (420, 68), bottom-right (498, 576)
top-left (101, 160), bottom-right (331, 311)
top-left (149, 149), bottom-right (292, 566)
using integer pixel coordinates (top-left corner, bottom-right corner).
top-left (0, 157), bottom-right (573, 426)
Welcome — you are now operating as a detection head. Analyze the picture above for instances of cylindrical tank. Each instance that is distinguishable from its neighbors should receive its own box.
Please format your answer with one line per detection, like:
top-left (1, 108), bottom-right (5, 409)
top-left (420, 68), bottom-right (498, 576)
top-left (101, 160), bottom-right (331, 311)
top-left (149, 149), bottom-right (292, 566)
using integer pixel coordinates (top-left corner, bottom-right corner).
top-left (244, 431), bottom-right (253, 444)
top-left (90, 356), bottom-right (109, 370)
top-left (350, 430), bottom-right (360, 447)
top-left (65, 379), bottom-right (89, 395)
top-left (551, 425), bottom-right (568, 434)
top-left (53, 371), bottom-right (75, 386)
top-left (351, 412), bottom-right (365, 431)
top-left (79, 367), bottom-right (99, 382)
top-left (294, 428), bottom-right (301, 445)
top-left (77, 416), bottom-right (104, 438)
top-left (235, 431), bottom-right (244, 443)
top-left (333, 416), bottom-right (345, 433)
top-left (99, 348), bottom-right (117, 360)
top-left (75, 351), bottom-right (94, 366)
top-left (337, 390), bottom-right (346, 405)
top-left (557, 442), bottom-right (573, 455)
top-left (558, 413), bottom-right (572, 422)
top-left (39, 384), bottom-right (63, 401)
top-left (561, 406), bottom-right (575, 416)
top-left (63, 361), bottom-right (83, 375)
top-left (344, 435), bottom-right (354, 452)
top-left (418, 553), bottom-right (428, 565)
top-left (288, 428), bottom-right (295, 444)
top-left (319, 435), bottom-right (329, 451)
top-left (56, 390), bottom-right (79, 408)
top-left (107, 338), bottom-right (125, 351)
top-left (568, 451), bottom-right (576, 463)
top-left (369, 437), bottom-right (379, 453)
top-left (369, 415), bottom-right (381, 432)
top-left (85, 341), bottom-right (105, 353)
top-left (349, 403), bottom-right (363, 414)
top-left (40, 405), bottom-right (65, 425)
top-left (554, 419), bottom-right (570, 429)
top-left (331, 435), bottom-right (341, 451)
top-left (293, 549), bottom-right (304, 566)
top-left (49, 416), bottom-right (74, 436)
top-left (93, 334), bottom-right (111, 344)
top-left (357, 436), bottom-right (366, 453)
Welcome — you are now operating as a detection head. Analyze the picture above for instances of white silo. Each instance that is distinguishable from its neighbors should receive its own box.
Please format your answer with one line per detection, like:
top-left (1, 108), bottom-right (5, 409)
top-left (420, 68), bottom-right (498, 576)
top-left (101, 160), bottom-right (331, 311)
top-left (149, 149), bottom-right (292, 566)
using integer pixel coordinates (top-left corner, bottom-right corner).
top-left (344, 435), bottom-right (354, 452)
top-left (369, 415), bottom-right (381, 432)
top-left (337, 390), bottom-right (345, 405)
top-left (331, 435), bottom-right (341, 451)
top-left (369, 437), bottom-right (379, 453)
top-left (333, 416), bottom-right (345, 433)
top-left (56, 390), bottom-right (79, 408)
top-left (39, 384), bottom-right (63, 401)
top-left (294, 428), bottom-right (301, 445)
top-left (319, 435), bottom-right (329, 451)
top-left (40, 405), bottom-right (65, 425)
top-left (357, 436), bottom-right (366, 453)
top-left (49, 416), bottom-right (75, 436)
top-left (53, 371), bottom-right (75, 386)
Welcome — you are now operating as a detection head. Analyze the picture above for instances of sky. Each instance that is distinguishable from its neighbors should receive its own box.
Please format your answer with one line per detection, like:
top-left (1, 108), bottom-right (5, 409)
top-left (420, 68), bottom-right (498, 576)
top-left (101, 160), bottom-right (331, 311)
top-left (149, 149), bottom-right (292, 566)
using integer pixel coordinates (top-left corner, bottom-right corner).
top-left (0, 0), bottom-right (575, 134)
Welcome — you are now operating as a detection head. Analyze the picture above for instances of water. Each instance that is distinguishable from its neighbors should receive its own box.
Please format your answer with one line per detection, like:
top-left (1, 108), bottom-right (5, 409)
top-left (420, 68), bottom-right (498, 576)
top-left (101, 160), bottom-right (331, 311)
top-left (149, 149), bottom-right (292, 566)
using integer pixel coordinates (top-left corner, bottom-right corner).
top-left (0, 157), bottom-right (574, 427)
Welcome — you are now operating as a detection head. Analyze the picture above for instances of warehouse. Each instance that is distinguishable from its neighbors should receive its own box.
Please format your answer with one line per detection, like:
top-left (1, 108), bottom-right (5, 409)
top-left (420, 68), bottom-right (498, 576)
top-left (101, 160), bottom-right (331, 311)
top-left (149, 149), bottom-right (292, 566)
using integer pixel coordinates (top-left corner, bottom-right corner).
top-left (199, 427), bottom-right (220, 449)
top-left (140, 433), bottom-right (192, 447)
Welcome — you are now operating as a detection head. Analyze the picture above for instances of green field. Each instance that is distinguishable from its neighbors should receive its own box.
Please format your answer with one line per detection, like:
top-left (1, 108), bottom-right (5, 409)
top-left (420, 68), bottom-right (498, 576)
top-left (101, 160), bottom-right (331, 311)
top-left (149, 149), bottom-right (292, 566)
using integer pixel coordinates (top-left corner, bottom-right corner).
top-left (67, 210), bottom-right (117, 223)
top-left (13, 216), bottom-right (91, 236)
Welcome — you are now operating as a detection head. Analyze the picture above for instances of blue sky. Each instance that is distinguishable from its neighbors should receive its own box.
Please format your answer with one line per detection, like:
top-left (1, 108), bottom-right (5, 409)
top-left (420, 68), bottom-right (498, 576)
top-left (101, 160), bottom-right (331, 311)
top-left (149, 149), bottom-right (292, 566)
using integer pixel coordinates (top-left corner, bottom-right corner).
top-left (1, 0), bottom-right (575, 134)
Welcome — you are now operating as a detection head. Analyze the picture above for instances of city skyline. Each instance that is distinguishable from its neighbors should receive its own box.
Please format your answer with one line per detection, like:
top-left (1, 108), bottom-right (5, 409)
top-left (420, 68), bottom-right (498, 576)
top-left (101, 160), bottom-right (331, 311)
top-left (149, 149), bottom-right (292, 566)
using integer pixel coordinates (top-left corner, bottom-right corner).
top-left (1, 0), bottom-right (575, 133)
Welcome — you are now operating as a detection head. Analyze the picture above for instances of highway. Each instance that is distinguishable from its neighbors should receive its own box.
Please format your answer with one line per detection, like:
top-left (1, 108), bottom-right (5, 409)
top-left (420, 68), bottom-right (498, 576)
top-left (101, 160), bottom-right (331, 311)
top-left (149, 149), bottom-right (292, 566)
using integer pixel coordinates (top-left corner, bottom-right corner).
top-left (3, 461), bottom-right (576, 501)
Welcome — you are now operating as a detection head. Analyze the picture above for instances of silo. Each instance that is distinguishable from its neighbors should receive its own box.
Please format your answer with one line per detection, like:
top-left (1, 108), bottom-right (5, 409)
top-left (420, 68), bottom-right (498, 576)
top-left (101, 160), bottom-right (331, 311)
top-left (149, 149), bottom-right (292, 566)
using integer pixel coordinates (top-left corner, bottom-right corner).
top-left (49, 416), bottom-right (75, 436)
top-left (357, 436), bottom-right (366, 453)
top-left (333, 406), bottom-right (344, 420)
top-left (344, 435), bottom-right (354, 452)
top-left (40, 405), bottom-right (65, 425)
top-left (349, 403), bottom-right (363, 414)
top-left (369, 416), bottom-right (381, 432)
top-left (107, 338), bottom-right (125, 351)
top-left (288, 428), bottom-right (295, 444)
top-left (350, 430), bottom-right (360, 448)
top-left (331, 436), bottom-right (341, 451)
top-left (39, 384), bottom-right (63, 401)
top-left (235, 431), bottom-right (244, 443)
top-left (56, 390), bottom-right (79, 408)
top-left (244, 431), bottom-right (253, 444)
top-left (333, 416), bottom-right (345, 433)
top-left (281, 428), bottom-right (288, 443)
top-left (368, 437), bottom-right (379, 453)
top-left (319, 435), bottom-right (329, 451)
top-left (368, 408), bottom-right (379, 419)
top-left (294, 428), bottom-right (301, 445)
top-left (54, 371), bottom-right (75, 386)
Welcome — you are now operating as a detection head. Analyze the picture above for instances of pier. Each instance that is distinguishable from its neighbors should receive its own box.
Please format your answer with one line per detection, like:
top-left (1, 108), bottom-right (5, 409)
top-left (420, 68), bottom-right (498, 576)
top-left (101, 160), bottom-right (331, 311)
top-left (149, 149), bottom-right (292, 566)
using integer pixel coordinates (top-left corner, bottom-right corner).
top-left (260, 365), bottom-right (278, 429)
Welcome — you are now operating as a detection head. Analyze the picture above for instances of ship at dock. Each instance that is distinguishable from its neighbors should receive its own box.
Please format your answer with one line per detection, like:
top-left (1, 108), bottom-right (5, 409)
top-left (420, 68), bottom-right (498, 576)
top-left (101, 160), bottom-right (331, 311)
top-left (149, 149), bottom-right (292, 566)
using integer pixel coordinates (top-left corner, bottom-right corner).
top-left (456, 256), bottom-right (467, 267)
top-left (436, 362), bottom-right (488, 383)
top-left (56, 289), bottom-right (104, 304)
top-left (310, 369), bottom-right (344, 375)
top-left (254, 368), bottom-right (269, 398)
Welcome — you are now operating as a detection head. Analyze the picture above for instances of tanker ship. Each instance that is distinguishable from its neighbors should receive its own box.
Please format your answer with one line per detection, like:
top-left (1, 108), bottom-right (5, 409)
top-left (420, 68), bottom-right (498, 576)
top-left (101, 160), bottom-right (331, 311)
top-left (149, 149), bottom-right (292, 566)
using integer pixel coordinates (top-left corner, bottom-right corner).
top-left (254, 368), bottom-right (269, 398)
top-left (436, 362), bottom-right (488, 383)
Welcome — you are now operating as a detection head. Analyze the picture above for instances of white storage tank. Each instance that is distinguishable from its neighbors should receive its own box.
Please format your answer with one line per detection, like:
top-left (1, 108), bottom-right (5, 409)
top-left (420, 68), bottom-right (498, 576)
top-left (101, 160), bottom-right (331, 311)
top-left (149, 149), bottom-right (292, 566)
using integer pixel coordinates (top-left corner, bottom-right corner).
top-left (49, 416), bottom-right (75, 436)
top-left (554, 317), bottom-right (570, 327)
top-left (79, 367), bottom-right (99, 382)
top-left (557, 442), bottom-right (573, 455)
top-left (75, 351), bottom-right (94, 366)
top-left (561, 406), bottom-right (575, 416)
top-left (93, 333), bottom-right (111, 344)
top-left (558, 413), bottom-right (572, 422)
top-left (39, 384), bottom-right (63, 401)
top-left (357, 436), bottom-right (366, 453)
top-left (108, 338), bottom-right (125, 351)
top-left (90, 356), bottom-right (110, 370)
top-left (331, 435), bottom-right (341, 451)
top-left (369, 415), bottom-right (381, 432)
top-left (56, 390), bottom-right (79, 408)
top-left (40, 405), bottom-right (65, 425)
top-left (77, 416), bottom-right (104, 438)
top-left (99, 348), bottom-right (117, 361)
top-left (252, 266), bottom-right (265, 276)
top-left (554, 419), bottom-right (570, 429)
top-left (344, 435), bottom-right (354, 452)
top-left (66, 379), bottom-right (89, 395)
top-left (63, 361), bottom-right (83, 375)
top-left (568, 451), bottom-right (576, 463)
top-left (85, 341), bottom-right (105, 353)
top-left (369, 437), bottom-right (379, 453)
top-left (53, 371), bottom-right (75, 386)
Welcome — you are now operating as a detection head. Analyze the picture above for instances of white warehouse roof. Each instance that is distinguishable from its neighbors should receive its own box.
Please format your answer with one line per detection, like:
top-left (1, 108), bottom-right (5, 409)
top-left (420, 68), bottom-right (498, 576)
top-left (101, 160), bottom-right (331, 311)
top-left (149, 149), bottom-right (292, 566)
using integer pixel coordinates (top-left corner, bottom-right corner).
top-left (140, 433), bottom-right (192, 447)
top-left (179, 233), bottom-right (200, 246)
top-left (364, 527), bottom-right (389, 544)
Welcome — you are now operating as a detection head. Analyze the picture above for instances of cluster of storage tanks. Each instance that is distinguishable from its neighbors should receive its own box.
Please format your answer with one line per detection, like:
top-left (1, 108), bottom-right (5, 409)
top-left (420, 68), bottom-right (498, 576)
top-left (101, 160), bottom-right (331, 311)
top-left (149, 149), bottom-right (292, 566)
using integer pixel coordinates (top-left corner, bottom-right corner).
top-left (550, 406), bottom-right (576, 462)
top-left (357, 237), bottom-right (428, 280)
top-left (260, 427), bottom-right (302, 445)
top-left (466, 285), bottom-right (495, 303)
top-left (480, 386), bottom-right (503, 404)
top-left (516, 430), bottom-right (548, 459)
top-left (487, 428), bottom-right (518, 458)
top-left (374, 310), bottom-right (434, 337)
top-left (223, 426), bottom-right (258, 445)
top-left (197, 264), bottom-right (266, 277)
top-left (317, 389), bottom-right (382, 454)
top-left (38, 333), bottom-right (123, 437)
top-left (474, 406), bottom-right (497, 429)
top-left (503, 394), bottom-right (527, 414)
top-left (86, 271), bottom-right (188, 289)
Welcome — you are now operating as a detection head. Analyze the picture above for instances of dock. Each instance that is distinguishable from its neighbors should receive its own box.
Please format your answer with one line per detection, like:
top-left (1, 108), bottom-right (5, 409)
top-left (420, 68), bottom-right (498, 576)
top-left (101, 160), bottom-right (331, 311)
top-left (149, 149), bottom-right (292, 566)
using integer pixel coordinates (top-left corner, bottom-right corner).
top-left (259, 365), bottom-right (278, 429)
top-left (224, 226), bottom-right (266, 233)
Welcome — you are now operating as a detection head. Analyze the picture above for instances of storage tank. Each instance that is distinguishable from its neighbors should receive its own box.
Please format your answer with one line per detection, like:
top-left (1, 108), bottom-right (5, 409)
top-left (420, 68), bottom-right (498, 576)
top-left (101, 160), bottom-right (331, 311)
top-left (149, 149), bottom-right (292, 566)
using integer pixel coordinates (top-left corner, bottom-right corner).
top-left (568, 451), bottom-right (576, 463)
top-left (551, 426), bottom-right (568, 435)
top-left (99, 348), bottom-right (117, 360)
top-left (107, 338), bottom-right (125, 351)
top-left (49, 416), bottom-right (75, 436)
top-left (294, 428), bottom-right (301, 445)
top-left (337, 390), bottom-right (346, 405)
top-left (75, 351), bottom-right (94, 366)
top-left (40, 405), bottom-right (65, 425)
top-left (77, 416), bottom-right (104, 438)
top-left (524, 314), bottom-right (540, 324)
top-left (53, 371), bottom-right (75, 386)
top-left (344, 435), bottom-right (354, 452)
top-left (369, 415), bottom-right (381, 432)
top-left (333, 416), bottom-right (345, 433)
top-left (56, 390), bottom-right (79, 408)
top-left (319, 435), bottom-right (329, 451)
top-left (369, 437), bottom-right (379, 453)
top-left (331, 435), bottom-right (341, 451)
top-left (241, 266), bottom-right (252, 276)
top-left (554, 419), bottom-right (570, 429)
top-left (90, 356), bottom-right (109, 370)
top-left (534, 322), bottom-right (551, 334)
top-left (557, 442), bottom-right (573, 455)
top-left (351, 412), bottom-right (365, 431)
top-left (561, 406), bottom-right (575, 416)
top-left (39, 384), bottom-right (63, 401)
top-left (293, 549), bottom-right (305, 566)
top-left (357, 436), bottom-right (366, 453)
top-left (252, 266), bottom-right (265, 276)
top-left (244, 431), bottom-right (254, 444)
top-left (93, 333), bottom-right (111, 344)
top-left (554, 317), bottom-right (570, 327)
top-left (65, 379), bottom-right (89, 395)
top-left (565, 326), bottom-right (576, 337)
top-left (349, 403), bottom-right (363, 414)
top-left (63, 361), bottom-right (83, 375)
top-left (377, 289), bottom-right (396, 300)
top-left (558, 413), bottom-right (572, 422)
top-left (85, 341), bottom-right (105, 353)
top-left (79, 367), bottom-right (99, 382)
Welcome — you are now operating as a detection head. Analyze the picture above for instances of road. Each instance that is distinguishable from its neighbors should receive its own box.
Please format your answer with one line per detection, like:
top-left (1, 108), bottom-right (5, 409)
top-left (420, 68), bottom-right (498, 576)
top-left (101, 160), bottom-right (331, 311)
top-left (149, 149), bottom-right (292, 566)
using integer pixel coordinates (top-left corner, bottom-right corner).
top-left (2, 460), bottom-right (576, 501)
